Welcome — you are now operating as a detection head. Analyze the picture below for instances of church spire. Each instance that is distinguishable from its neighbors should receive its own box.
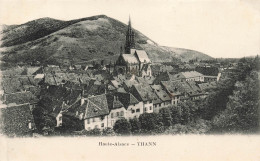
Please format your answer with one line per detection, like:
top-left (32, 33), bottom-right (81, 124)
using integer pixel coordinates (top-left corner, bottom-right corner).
top-left (128, 15), bottom-right (131, 28)
top-left (125, 15), bottom-right (135, 54)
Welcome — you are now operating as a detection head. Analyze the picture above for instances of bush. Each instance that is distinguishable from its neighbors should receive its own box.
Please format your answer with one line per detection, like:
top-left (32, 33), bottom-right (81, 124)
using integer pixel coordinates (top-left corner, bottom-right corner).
top-left (102, 127), bottom-right (116, 136)
top-left (129, 118), bottom-right (141, 134)
top-left (113, 118), bottom-right (131, 135)
top-left (84, 128), bottom-right (102, 136)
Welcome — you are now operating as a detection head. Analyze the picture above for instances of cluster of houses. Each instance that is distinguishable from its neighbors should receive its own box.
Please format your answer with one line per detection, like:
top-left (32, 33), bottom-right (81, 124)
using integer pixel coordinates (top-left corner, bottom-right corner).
top-left (0, 17), bottom-right (221, 136)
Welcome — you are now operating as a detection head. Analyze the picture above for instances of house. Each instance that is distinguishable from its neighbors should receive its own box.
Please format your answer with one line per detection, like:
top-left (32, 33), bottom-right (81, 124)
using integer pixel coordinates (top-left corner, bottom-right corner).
top-left (106, 94), bottom-right (127, 127)
top-left (52, 89), bottom-right (82, 127)
top-left (153, 72), bottom-right (175, 84)
top-left (81, 94), bottom-right (110, 130)
top-left (161, 80), bottom-right (206, 103)
top-left (186, 81), bottom-right (206, 100)
top-left (161, 81), bottom-right (183, 105)
top-left (114, 92), bottom-right (143, 119)
top-left (130, 84), bottom-right (157, 114)
top-left (172, 71), bottom-right (204, 82)
top-left (0, 104), bottom-right (36, 137)
top-left (150, 85), bottom-right (172, 113)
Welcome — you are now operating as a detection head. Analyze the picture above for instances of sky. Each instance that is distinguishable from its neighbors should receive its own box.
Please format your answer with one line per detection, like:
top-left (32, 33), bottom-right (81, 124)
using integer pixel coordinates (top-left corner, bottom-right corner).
top-left (0, 0), bottom-right (260, 58)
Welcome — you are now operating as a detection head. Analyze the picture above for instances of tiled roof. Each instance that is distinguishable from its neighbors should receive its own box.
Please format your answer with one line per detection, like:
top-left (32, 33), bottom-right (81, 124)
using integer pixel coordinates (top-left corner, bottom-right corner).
top-left (79, 74), bottom-right (91, 85)
top-left (64, 89), bottom-right (81, 105)
top-left (182, 71), bottom-right (203, 78)
top-left (173, 71), bottom-right (204, 80)
top-left (151, 85), bottom-right (171, 102)
top-left (123, 80), bottom-right (138, 88)
top-left (44, 74), bottom-right (57, 85)
top-left (26, 67), bottom-right (41, 75)
top-left (122, 54), bottom-right (139, 64)
top-left (161, 80), bottom-right (201, 97)
top-left (198, 82), bottom-right (217, 92)
top-left (65, 73), bottom-right (80, 83)
top-left (161, 81), bottom-right (182, 96)
top-left (115, 92), bottom-right (139, 107)
top-left (110, 80), bottom-right (120, 88)
top-left (4, 91), bottom-right (38, 105)
top-left (117, 87), bottom-right (127, 93)
top-left (54, 73), bottom-right (69, 85)
top-left (84, 84), bottom-right (106, 96)
top-left (135, 50), bottom-right (151, 63)
top-left (132, 84), bottom-right (157, 102)
top-left (1, 77), bottom-right (23, 94)
top-left (43, 65), bottom-right (61, 73)
top-left (187, 81), bottom-right (201, 93)
top-left (106, 94), bottom-right (124, 110)
top-left (83, 94), bottom-right (109, 119)
top-left (0, 104), bottom-right (36, 136)
top-left (153, 72), bottom-right (175, 84)
top-left (19, 77), bottom-right (33, 86)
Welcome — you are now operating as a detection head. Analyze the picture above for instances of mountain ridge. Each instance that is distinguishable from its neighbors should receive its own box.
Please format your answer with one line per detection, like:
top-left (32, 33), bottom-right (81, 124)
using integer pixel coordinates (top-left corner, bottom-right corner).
top-left (0, 15), bottom-right (213, 68)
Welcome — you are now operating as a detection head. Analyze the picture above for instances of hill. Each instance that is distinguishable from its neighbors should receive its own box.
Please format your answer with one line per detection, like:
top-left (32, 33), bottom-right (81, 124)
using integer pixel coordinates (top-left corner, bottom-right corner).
top-left (0, 15), bottom-right (213, 68)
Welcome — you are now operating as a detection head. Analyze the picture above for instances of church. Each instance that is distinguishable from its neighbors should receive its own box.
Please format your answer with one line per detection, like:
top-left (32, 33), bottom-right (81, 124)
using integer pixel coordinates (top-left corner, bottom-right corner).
top-left (115, 17), bottom-right (152, 77)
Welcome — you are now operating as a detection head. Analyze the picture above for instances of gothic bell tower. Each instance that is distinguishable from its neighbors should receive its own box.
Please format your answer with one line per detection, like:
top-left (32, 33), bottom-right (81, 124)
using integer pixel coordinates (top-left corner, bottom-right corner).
top-left (125, 16), bottom-right (135, 54)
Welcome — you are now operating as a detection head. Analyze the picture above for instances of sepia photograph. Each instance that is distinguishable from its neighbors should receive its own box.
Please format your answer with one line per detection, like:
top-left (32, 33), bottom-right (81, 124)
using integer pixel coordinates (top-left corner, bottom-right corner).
top-left (0, 0), bottom-right (259, 160)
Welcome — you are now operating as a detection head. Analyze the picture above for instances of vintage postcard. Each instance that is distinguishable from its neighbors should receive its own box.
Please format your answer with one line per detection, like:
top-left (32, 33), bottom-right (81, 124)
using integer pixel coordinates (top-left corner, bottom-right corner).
top-left (0, 0), bottom-right (259, 160)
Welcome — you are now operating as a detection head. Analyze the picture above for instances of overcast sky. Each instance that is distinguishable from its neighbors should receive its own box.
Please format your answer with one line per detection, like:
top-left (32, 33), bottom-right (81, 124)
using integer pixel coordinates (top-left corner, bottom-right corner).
top-left (0, 0), bottom-right (259, 58)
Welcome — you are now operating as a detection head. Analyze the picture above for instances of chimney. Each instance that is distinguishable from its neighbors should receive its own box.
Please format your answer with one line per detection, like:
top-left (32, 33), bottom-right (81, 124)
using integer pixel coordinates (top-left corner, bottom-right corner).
top-left (81, 98), bottom-right (85, 106)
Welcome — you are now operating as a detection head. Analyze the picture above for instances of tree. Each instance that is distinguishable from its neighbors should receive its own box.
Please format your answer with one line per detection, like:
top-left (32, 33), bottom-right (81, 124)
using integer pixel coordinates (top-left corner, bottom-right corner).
top-left (175, 100), bottom-right (197, 124)
top-left (169, 105), bottom-right (182, 125)
top-left (113, 118), bottom-right (131, 135)
top-left (129, 118), bottom-right (141, 134)
top-left (139, 113), bottom-right (164, 134)
top-left (159, 107), bottom-right (172, 127)
top-left (212, 71), bottom-right (259, 133)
